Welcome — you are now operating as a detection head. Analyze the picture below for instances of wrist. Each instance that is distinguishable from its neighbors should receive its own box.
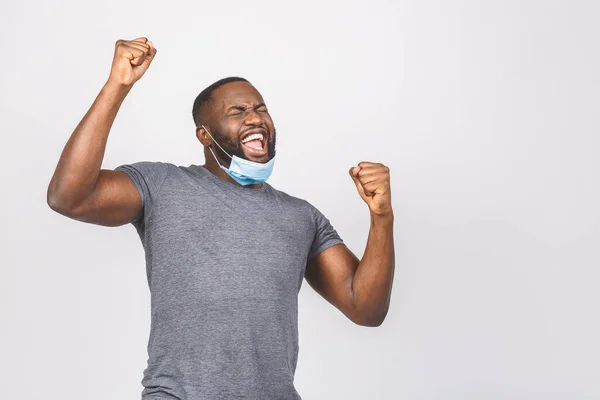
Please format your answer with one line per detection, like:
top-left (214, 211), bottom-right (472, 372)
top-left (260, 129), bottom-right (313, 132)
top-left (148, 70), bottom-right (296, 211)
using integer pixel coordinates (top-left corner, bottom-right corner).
top-left (103, 79), bottom-right (134, 96)
top-left (370, 209), bottom-right (394, 225)
top-left (99, 80), bottom-right (133, 105)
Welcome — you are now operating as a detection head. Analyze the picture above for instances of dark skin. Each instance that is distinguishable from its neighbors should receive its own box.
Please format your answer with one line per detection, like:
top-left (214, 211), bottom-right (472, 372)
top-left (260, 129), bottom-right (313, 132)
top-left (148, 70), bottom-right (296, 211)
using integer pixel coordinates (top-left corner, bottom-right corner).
top-left (195, 81), bottom-right (275, 189)
top-left (196, 81), bottom-right (394, 327)
top-left (47, 37), bottom-right (394, 327)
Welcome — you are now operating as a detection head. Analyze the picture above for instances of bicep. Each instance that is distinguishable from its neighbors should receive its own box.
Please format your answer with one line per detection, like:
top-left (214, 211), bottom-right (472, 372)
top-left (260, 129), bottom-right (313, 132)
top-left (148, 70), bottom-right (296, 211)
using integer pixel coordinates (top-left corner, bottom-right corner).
top-left (67, 169), bottom-right (142, 227)
top-left (304, 243), bottom-right (360, 320)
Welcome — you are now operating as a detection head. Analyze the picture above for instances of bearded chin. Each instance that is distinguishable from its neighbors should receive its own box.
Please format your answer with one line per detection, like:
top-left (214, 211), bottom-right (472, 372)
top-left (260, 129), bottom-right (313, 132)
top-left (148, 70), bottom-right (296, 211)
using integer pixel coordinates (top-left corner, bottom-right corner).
top-left (211, 128), bottom-right (276, 166)
top-left (267, 129), bottom-right (277, 159)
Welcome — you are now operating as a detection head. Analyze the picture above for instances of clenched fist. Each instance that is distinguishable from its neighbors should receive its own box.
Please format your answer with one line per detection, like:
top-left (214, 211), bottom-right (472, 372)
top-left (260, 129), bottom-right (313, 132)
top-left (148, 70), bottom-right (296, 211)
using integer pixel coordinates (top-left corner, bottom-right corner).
top-left (107, 37), bottom-right (157, 87)
top-left (349, 162), bottom-right (393, 217)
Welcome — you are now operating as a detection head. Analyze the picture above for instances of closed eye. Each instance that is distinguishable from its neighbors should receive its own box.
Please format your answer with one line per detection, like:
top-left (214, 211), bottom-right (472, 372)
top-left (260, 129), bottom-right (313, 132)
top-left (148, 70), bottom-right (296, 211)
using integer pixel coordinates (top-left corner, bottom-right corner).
top-left (256, 104), bottom-right (268, 113)
top-left (228, 106), bottom-right (246, 116)
top-left (227, 104), bottom-right (268, 116)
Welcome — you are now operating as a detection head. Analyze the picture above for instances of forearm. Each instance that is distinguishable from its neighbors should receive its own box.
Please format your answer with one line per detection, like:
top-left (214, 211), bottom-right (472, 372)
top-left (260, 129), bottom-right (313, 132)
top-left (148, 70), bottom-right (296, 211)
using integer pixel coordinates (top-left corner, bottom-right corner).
top-left (47, 81), bottom-right (131, 209)
top-left (351, 211), bottom-right (395, 326)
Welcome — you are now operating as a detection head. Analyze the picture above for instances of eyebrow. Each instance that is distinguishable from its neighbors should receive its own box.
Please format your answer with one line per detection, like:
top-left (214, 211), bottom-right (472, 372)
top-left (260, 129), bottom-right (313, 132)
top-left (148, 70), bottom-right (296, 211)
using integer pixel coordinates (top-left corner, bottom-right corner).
top-left (227, 103), bottom-right (267, 112)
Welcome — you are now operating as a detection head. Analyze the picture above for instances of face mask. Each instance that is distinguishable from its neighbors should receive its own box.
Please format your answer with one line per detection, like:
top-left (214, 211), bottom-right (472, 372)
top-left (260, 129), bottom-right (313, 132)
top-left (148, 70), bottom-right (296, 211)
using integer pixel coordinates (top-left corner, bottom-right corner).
top-left (202, 125), bottom-right (276, 186)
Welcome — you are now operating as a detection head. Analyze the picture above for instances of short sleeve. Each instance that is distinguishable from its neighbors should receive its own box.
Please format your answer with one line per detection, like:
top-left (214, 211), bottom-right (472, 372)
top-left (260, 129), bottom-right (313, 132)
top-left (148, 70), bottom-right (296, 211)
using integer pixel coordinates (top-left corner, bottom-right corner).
top-left (307, 202), bottom-right (344, 261)
top-left (114, 161), bottom-right (171, 226)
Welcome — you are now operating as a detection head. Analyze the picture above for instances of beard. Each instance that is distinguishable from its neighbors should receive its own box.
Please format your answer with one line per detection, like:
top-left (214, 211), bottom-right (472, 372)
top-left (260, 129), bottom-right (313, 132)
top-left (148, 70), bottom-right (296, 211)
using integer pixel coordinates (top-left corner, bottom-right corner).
top-left (211, 127), bottom-right (276, 167)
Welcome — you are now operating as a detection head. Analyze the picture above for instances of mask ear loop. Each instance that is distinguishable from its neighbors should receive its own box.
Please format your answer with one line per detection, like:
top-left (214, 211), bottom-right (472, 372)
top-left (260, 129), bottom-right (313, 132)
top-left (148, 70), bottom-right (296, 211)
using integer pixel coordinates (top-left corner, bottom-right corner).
top-left (207, 146), bottom-right (224, 169)
top-left (202, 125), bottom-right (233, 164)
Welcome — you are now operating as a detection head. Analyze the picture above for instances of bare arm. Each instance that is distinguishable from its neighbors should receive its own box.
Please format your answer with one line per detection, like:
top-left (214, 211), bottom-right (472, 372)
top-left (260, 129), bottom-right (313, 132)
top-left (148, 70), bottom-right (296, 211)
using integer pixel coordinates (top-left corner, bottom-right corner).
top-left (305, 162), bottom-right (395, 327)
top-left (305, 215), bottom-right (394, 327)
top-left (47, 37), bottom-right (157, 226)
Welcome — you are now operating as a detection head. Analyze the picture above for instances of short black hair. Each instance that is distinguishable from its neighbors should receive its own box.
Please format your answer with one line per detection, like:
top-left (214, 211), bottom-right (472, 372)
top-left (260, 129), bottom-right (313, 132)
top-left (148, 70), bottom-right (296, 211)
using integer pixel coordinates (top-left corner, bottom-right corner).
top-left (192, 76), bottom-right (250, 127)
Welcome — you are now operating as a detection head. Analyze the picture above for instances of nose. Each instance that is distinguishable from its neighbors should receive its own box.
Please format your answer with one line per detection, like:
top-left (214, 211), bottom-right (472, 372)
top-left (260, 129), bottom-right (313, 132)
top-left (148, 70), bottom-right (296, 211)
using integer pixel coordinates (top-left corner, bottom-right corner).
top-left (243, 109), bottom-right (264, 127)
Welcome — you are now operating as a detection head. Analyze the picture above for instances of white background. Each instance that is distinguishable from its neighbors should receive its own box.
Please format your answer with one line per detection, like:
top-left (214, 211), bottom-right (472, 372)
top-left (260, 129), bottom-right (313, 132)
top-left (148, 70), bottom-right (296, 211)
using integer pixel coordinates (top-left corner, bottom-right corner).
top-left (1, 0), bottom-right (599, 399)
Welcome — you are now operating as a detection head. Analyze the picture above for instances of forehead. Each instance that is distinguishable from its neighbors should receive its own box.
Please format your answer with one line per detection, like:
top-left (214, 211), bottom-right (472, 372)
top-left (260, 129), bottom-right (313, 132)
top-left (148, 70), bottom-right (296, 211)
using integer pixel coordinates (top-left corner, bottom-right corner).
top-left (211, 81), bottom-right (265, 109)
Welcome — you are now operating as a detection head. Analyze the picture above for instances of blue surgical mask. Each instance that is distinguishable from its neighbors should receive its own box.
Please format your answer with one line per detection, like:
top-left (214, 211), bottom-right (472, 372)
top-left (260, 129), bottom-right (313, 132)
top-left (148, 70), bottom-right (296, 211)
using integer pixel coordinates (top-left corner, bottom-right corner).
top-left (202, 125), bottom-right (276, 186)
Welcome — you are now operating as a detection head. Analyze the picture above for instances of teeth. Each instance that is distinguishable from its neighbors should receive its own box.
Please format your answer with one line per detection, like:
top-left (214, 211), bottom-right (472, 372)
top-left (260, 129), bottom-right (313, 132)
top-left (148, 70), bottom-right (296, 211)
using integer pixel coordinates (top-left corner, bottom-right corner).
top-left (242, 133), bottom-right (264, 143)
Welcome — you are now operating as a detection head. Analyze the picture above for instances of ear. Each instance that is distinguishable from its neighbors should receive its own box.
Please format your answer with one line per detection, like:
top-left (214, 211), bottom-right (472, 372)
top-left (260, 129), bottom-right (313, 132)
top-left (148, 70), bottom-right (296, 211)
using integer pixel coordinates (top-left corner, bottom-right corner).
top-left (196, 126), bottom-right (210, 147)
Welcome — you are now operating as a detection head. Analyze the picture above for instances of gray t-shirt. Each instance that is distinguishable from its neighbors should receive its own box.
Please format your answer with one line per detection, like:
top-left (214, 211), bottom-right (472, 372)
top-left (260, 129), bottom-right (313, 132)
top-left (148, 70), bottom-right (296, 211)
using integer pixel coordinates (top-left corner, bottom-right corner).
top-left (115, 161), bottom-right (343, 400)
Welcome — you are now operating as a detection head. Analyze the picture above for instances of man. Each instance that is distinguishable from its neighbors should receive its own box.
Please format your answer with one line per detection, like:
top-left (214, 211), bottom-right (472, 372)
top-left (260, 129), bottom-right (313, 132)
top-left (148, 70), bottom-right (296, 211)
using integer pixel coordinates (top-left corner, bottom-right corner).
top-left (47, 37), bottom-right (395, 400)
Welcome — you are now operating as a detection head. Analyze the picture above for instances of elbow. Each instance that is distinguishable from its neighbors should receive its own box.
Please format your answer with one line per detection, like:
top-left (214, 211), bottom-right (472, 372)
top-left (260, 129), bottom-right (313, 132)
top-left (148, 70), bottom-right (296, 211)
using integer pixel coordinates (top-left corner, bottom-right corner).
top-left (47, 179), bottom-right (64, 210)
top-left (47, 186), bottom-right (68, 214)
top-left (46, 187), bottom-right (79, 217)
top-left (356, 316), bottom-right (386, 328)
top-left (353, 318), bottom-right (384, 328)
top-left (351, 308), bottom-right (388, 328)
top-left (47, 192), bottom-right (61, 212)
top-left (47, 188), bottom-right (62, 212)
top-left (47, 196), bottom-right (71, 217)
top-left (349, 291), bottom-right (389, 327)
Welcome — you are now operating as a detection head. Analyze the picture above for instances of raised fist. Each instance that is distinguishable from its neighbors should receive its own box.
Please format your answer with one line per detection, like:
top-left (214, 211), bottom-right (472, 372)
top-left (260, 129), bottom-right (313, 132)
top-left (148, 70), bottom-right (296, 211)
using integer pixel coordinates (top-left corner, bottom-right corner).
top-left (107, 37), bottom-right (157, 87)
top-left (349, 162), bottom-right (393, 217)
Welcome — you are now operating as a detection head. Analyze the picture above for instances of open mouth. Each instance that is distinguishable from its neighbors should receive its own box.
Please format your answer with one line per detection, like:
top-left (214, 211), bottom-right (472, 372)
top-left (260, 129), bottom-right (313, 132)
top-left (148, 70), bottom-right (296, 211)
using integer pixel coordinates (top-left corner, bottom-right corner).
top-left (240, 131), bottom-right (267, 156)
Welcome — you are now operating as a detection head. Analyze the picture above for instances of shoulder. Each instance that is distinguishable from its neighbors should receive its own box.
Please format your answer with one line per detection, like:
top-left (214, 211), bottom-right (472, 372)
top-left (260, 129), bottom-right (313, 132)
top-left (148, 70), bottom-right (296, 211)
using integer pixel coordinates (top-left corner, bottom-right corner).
top-left (115, 160), bottom-right (175, 175)
top-left (116, 161), bottom-right (213, 181)
top-left (266, 184), bottom-right (312, 209)
top-left (115, 161), bottom-right (175, 190)
top-left (265, 184), bottom-right (328, 222)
